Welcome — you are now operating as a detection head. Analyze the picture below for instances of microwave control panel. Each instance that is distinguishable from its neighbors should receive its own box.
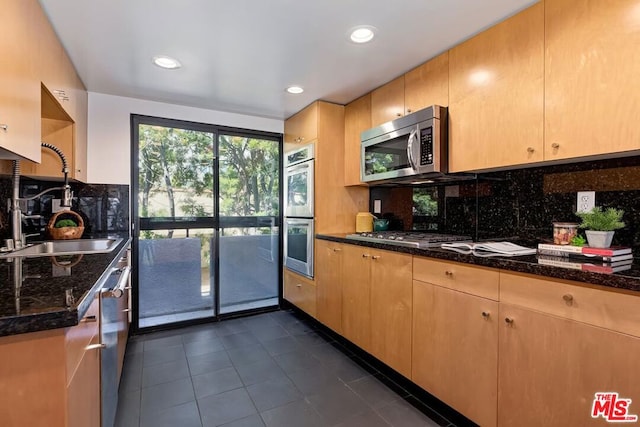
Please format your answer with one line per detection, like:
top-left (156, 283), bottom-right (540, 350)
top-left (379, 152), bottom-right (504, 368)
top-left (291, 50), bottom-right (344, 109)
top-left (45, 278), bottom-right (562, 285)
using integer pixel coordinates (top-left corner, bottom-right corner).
top-left (419, 127), bottom-right (434, 165)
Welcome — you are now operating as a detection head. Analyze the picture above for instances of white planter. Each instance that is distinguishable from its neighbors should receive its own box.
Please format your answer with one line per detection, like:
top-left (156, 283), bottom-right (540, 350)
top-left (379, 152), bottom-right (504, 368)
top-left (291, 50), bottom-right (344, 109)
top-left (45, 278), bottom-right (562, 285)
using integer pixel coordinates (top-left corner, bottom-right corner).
top-left (585, 230), bottom-right (615, 248)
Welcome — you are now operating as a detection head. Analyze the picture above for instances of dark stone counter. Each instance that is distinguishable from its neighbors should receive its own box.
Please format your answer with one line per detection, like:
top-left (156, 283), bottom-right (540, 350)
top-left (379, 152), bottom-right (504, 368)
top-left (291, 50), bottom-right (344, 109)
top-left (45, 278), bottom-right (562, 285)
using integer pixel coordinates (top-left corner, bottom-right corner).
top-left (317, 234), bottom-right (640, 293)
top-left (0, 235), bottom-right (131, 337)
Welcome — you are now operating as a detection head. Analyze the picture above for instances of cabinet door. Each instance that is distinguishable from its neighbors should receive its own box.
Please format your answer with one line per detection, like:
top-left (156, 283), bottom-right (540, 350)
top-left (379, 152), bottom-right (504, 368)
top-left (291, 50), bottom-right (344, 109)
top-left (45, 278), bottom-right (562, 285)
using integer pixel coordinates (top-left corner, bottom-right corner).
top-left (371, 76), bottom-right (405, 127)
top-left (413, 281), bottom-right (498, 427)
top-left (499, 304), bottom-right (640, 427)
top-left (21, 115), bottom-right (74, 179)
top-left (67, 335), bottom-right (101, 427)
top-left (370, 249), bottom-right (412, 378)
top-left (404, 52), bottom-right (449, 114)
top-left (284, 102), bottom-right (317, 150)
top-left (0, 0), bottom-right (40, 162)
top-left (449, 3), bottom-right (543, 172)
top-left (341, 244), bottom-right (372, 351)
top-left (344, 94), bottom-right (371, 186)
top-left (315, 240), bottom-right (343, 333)
top-left (545, 0), bottom-right (640, 160)
top-left (283, 269), bottom-right (317, 317)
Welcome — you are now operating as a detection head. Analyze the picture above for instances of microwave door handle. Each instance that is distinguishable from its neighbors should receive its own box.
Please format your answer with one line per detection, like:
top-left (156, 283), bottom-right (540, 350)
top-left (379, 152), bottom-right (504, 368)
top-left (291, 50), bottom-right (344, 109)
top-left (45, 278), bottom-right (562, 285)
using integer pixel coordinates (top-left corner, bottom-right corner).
top-left (407, 125), bottom-right (419, 170)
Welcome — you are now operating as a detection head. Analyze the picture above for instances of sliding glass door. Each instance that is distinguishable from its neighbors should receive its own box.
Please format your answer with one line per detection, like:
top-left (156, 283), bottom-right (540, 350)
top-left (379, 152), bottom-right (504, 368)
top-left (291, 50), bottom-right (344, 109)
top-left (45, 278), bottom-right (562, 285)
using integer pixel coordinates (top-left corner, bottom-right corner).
top-left (132, 116), bottom-right (281, 331)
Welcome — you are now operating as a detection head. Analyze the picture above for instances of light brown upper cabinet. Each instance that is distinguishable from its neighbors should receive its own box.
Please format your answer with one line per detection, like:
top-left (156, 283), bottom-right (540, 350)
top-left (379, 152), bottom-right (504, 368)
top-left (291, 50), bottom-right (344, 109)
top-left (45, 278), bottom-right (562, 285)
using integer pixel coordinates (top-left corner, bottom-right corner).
top-left (371, 76), bottom-right (405, 127)
top-left (284, 102), bottom-right (318, 151)
top-left (545, 0), bottom-right (640, 160)
top-left (344, 94), bottom-right (371, 186)
top-left (404, 52), bottom-right (450, 114)
top-left (0, 0), bottom-right (40, 162)
top-left (448, 2), bottom-right (544, 172)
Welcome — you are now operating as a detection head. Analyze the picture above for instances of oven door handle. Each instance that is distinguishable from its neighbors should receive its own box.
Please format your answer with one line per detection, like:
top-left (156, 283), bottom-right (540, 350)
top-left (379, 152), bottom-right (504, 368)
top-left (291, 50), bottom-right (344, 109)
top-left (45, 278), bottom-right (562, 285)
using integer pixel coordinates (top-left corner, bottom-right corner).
top-left (102, 266), bottom-right (131, 299)
top-left (407, 124), bottom-right (419, 170)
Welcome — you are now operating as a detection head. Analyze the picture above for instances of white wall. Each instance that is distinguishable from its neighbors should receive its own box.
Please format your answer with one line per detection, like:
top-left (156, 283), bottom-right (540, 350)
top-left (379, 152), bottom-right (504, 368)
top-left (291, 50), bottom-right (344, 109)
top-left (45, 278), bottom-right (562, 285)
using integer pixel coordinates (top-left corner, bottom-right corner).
top-left (87, 93), bottom-right (284, 184)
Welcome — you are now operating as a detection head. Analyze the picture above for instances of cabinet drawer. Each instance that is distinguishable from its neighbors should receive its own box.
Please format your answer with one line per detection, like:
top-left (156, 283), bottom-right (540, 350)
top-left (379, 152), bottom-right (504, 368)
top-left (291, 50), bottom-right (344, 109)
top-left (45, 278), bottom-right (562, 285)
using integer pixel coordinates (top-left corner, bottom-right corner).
top-left (500, 272), bottom-right (640, 338)
top-left (65, 296), bottom-right (99, 384)
top-left (413, 257), bottom-right (499, 300)
top-left (284, 269), bottom-right (317, 317)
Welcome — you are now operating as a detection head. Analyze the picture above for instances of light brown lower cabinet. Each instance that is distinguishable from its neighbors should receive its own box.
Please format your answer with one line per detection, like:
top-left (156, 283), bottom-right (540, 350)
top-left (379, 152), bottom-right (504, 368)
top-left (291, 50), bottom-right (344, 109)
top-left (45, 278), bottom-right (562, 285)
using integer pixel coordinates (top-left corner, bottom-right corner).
top-left (499, 303), bottom-right (640, 427)
top-left (413, 280), bottom-right (498, 427)
top-left (341, 244), bottom-right (412, 376)
top-left (315, 239), bottom-right (343, 334)
top-left (0, 296), bottom-right (101, 427)
top-left (284, 269), bottom-right (317, 318)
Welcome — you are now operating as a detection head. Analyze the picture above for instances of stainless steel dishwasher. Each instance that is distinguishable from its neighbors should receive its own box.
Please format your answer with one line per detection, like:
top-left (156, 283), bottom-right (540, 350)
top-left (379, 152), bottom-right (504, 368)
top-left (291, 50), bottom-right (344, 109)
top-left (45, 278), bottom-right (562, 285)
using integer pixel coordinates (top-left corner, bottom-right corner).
top-left (100, 252), bottom-right (131, 427)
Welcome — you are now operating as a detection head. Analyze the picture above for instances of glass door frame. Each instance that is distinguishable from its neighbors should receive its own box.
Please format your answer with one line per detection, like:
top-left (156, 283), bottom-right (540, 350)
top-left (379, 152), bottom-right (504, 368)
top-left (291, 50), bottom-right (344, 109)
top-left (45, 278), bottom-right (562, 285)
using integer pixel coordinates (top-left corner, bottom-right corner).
top-left (130, 114), bottom-right (284, 334)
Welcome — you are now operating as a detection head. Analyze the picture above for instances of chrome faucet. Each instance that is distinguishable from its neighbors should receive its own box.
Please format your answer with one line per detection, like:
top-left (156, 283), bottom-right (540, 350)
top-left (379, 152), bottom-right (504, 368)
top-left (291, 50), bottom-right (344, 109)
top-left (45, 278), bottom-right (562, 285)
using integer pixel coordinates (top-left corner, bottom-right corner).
top-left (10, 143), bottom-right (73, 249)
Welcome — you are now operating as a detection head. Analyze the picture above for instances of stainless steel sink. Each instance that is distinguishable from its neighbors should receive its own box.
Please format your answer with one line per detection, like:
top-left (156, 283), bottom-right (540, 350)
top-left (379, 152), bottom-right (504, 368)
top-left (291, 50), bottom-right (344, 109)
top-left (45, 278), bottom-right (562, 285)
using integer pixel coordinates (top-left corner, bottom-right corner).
top-left (0, 238), bottom-right (123, 258)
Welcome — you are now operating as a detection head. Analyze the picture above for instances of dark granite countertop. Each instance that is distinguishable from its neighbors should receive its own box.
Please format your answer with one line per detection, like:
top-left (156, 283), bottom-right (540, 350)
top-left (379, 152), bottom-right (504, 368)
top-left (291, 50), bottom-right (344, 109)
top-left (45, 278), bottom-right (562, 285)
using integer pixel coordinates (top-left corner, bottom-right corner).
top-left (0, 234), bottom-right (131, 337)
top-left (317, 234), bottom-right (640, 293)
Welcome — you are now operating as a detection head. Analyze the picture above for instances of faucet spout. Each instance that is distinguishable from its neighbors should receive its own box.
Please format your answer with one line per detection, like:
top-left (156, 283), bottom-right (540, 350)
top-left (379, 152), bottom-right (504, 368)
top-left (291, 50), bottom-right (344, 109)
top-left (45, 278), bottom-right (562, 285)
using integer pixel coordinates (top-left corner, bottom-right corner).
top-left (41, 142), bottom-right (72, 207)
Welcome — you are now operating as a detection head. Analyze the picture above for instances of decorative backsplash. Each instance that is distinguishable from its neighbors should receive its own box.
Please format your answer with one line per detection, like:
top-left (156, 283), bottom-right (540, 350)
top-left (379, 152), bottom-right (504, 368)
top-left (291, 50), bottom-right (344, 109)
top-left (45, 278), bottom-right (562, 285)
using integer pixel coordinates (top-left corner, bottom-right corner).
top-left (0, 177), bottom-right (129, 241)
top-left (370, 156), bottom-right (640, 256)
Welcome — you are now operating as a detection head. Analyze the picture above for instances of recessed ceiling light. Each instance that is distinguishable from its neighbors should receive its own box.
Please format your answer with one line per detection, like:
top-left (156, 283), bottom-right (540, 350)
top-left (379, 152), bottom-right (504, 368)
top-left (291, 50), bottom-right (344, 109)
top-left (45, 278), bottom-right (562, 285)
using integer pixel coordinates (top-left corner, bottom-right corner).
top-left (153, 55), bottom-right (182, 69)
top-left (350, 26), bottom-right (377, 43)
top-left (286, 86), bottom-right (304, 94)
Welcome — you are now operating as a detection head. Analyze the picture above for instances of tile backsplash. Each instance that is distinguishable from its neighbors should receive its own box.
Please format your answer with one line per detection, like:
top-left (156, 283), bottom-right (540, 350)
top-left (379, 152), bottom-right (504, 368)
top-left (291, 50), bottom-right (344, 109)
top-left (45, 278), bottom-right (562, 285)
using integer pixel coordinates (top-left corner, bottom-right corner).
top-left (370, 156), bottom-right (640, 256)
top-left (0, 177), bottom-right (129, 241)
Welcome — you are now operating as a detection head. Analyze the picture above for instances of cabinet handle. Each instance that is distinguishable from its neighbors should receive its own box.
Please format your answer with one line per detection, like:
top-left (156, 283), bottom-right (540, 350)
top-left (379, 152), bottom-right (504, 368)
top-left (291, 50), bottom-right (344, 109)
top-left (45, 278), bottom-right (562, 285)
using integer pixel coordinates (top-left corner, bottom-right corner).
top-left (444, 270), bottom-right (453, 276)
top-left (333, 248), bottom-right (342, 252)
top-left (0, 124), bottom-right (7, 132)
top-left (504, 317), bottom-right (514, 325)
top-left (122, 308), bottom-right (131, 313)
top-left (372, 255), bottom-right (380, 260)
top-left (362, 254), bottom-right (370, 258)
top-left (76, 169), bottom-right (81, 173)
top-left (296, 284), bottom-right (302, 288)
top-left (86, 343), bottom-right (107, 351)
top-left (527, 147), bottom-right (535, 153)
top-left (551, 143), bottom-right (560, 149)
top-left (81, 315), bottom-right (97, 323)
top-left (481, 311), bottom-right (490, 319)
top-left (562, 294), bottom-right (574, 304)
top-left (396, 112), bottom-right (402, 117)
top-left (406, 109), bottom-right (412, 114)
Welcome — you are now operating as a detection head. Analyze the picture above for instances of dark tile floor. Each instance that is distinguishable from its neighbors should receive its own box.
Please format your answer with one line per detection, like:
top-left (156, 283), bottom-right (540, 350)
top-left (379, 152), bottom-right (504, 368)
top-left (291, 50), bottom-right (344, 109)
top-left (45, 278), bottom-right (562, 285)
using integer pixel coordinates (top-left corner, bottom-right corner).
top-left (115, 310), bottom-right (459, 427)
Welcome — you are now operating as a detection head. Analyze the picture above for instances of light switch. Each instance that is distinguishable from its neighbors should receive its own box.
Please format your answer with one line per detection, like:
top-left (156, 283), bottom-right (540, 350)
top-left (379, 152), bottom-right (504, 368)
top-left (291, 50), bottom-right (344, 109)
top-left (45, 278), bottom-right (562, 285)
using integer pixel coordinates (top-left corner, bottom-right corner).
top-left (373, 199), bottom-right (382, 214)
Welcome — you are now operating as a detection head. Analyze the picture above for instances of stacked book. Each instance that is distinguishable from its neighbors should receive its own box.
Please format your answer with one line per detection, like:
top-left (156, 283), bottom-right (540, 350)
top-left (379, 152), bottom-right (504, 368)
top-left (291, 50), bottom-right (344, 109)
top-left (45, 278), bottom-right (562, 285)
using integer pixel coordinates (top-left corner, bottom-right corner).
top-left (537, 244), bottom-right (634, 273)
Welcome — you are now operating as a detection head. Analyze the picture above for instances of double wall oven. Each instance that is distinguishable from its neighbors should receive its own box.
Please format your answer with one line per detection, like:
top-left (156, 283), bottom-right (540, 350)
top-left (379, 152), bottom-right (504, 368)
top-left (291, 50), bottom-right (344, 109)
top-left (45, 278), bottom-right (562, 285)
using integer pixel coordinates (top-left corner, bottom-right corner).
top-left (284, 144), bottom-right (314, 278)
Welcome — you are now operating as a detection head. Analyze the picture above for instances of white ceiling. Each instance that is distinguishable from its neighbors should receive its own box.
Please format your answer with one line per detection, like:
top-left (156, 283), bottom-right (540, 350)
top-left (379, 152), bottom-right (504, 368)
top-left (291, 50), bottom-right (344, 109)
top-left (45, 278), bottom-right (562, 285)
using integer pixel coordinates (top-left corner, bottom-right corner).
top-left (39, 0), bottom-right (537, 120)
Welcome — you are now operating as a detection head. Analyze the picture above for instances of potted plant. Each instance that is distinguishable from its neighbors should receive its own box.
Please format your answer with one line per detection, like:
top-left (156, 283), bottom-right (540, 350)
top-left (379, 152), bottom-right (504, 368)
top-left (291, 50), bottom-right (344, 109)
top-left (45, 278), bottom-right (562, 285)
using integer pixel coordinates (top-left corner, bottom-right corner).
top-left (575, 207), bottom-right (625, 248)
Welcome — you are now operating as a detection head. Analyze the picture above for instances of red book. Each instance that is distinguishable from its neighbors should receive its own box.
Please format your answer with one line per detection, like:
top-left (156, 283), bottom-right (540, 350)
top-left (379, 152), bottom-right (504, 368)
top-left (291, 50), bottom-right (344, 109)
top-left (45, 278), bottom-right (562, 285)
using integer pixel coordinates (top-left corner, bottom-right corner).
top-left (538, 244), bottom-right (632, 257)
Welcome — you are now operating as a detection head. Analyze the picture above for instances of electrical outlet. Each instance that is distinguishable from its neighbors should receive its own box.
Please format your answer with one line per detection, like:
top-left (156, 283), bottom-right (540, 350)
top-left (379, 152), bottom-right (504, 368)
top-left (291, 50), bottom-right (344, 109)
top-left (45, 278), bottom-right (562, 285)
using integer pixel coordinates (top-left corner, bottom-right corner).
top-left (373, 200), bottom-right (382, 214)
top-left (577, 191), bottom-right (595, 213)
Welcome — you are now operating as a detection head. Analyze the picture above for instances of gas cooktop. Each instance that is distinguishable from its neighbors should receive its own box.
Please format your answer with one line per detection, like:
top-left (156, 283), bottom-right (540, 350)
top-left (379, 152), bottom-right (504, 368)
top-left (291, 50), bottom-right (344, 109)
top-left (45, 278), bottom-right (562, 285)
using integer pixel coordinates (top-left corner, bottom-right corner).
top-left (344, 231), bottom-right (473, 249)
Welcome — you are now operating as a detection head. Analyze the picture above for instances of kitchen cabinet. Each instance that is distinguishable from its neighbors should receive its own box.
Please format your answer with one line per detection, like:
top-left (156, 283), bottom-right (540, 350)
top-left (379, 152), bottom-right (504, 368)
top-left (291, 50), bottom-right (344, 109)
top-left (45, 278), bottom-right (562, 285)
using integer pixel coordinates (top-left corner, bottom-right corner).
top-left (370, 76), bottom-right (405, 127)
top-left (341, 243), bottom-right (372, 351)
top-left (0, 0), bottom-right (41, 162)
top-left (369, 248), bottom-right (412, 378)
top-left (315, 239), bottom-right (343, 333)
top-left (0, 296), bottom-right (101, 427)
top-left (498, 272), bottom-right (640, 427)
top-left (343, 94), bottom-right (371, 186)
top-left (284, 269), bottom-right (317, 318)
top-left (412, 257), bottom-right (499, 426)
top-left (412, 280), bottom-right (498, 427)
top-left (284, 102), bottom-right (318, 151)
top-left (544, 0), bottom-right (640, 161)
top-left (342, 244), bottom-right (412, 375)
top-left (448, 2), bottom-right (544, 172)
top-left (404, 52), bottom-right (449, 114)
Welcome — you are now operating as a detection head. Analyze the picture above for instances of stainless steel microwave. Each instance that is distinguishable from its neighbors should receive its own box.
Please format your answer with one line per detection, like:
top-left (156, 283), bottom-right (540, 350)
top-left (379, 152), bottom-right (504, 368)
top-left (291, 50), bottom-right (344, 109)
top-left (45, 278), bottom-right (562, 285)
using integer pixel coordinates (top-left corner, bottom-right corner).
top-left (360, 105), bottom-right (447, 183)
